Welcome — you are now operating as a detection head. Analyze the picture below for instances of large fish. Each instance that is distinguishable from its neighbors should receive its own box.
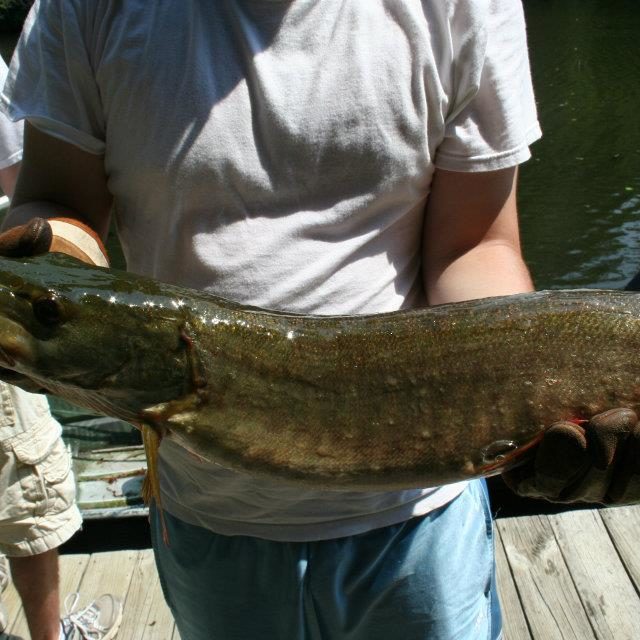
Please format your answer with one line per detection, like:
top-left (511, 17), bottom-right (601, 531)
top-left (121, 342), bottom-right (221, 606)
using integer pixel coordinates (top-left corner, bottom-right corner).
top-left (0, 253), bottom-right (639, 490)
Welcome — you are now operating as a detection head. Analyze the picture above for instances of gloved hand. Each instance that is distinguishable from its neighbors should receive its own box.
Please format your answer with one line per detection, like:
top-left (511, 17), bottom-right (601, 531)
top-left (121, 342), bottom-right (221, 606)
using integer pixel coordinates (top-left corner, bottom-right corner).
top-left (503, 408), bottom-right (640, 504)
top-left (0, 217), bottom-right (53, 256)
top-left (0, 216), bottom-right (108, 265)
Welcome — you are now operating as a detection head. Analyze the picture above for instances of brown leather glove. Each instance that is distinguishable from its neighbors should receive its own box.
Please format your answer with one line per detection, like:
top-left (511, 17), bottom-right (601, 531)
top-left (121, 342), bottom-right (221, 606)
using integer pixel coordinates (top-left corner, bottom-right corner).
top-left (503, 408), bottom-right (640, 504)
top-left (0, 217), bottom-right (53, 257)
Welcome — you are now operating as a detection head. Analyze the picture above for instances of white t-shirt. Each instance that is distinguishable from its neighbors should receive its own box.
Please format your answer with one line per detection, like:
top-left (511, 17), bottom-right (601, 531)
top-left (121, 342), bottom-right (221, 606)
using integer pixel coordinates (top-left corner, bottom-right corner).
top-left (2, 0), bottom-right (541, 540)
top-left (0, 58), bottom-right (21, 171)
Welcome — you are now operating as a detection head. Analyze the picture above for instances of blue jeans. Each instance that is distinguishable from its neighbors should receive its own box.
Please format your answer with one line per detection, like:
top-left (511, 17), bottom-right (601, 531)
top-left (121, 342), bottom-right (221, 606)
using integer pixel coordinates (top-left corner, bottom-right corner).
top-left (151, 479), bottom-right (502, 640)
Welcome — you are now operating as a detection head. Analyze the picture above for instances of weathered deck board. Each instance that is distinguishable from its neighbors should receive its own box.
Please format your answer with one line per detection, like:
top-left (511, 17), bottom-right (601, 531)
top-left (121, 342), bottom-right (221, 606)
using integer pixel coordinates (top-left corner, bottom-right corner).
top-left (549, 509), bottom-right (640, 639)
top-left (77, 550), bottom-right (178, 640)
top-left (1, 578), bottom-right (25, 640)
top-left (599, 505), bottom-right (640, 592)
top-left (0, 551), bottom-right (178, 640)
top-left (496, 513), bottom-right (597, 639)
top-left (495, 527), bottom-right (532, 639)
top-left (3, 506), bottom-right (640, 640)
top-left (119, 550), bottom-right (175, 640)
top-left (496, 507), bottom-right (640, 640)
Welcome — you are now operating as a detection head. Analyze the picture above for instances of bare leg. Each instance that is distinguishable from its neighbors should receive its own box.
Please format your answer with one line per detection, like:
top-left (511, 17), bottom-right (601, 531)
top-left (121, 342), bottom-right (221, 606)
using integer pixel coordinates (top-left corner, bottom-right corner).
top-left (10, 549), bottom-right (60, 640)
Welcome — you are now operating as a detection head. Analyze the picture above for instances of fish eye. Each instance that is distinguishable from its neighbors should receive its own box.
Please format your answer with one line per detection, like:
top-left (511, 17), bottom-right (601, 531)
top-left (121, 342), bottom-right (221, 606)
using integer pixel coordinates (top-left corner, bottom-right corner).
top-left (33, 295), bottom-right (64, 326)
top-left (481, 439), bottom-right (519, 464)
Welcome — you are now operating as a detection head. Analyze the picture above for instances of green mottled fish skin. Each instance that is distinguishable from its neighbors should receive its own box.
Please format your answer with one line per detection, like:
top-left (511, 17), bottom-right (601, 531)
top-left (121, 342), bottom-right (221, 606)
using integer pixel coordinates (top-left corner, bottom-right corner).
top-left (0, 253), bottom-right (639, 490)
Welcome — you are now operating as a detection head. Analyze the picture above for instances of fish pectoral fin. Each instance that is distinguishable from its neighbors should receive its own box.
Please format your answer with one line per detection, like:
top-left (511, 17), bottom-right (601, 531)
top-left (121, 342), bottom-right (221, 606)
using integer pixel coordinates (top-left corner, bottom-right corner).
top-left (139, 391), bottom-right (207, 547)
top-left (141, 392), bottom-right (204, 425)
top-left (141, 424), bottom-right (170, 546)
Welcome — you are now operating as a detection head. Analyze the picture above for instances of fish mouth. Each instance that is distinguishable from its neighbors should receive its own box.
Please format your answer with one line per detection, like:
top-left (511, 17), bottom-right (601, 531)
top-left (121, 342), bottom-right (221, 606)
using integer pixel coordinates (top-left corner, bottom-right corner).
top-left (0, 317), bottom-right (36, 373)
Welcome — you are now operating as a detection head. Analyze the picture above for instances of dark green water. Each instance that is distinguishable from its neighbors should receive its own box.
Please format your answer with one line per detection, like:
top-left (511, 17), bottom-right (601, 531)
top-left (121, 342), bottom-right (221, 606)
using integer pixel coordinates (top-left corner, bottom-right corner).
top-left (520, 0), bottom-right (640, 289)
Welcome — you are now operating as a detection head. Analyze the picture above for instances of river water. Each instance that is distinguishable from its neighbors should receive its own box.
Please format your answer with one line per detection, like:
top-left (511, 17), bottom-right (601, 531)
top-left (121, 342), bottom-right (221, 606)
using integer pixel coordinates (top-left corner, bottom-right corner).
top-left (519, 0), bottom-right (640, 289)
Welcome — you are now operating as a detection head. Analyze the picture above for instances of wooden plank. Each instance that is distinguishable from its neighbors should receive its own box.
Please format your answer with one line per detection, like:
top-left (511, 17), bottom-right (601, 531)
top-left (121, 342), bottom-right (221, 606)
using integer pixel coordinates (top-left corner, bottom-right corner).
top-left (549, 509), bottom-right (640, 640)
top-left (497, 514), bottom-right (595, 639)
top-left (599, 505), bottom-right (640, 592)
top-left (1, 553), bottom-right (90, 639)
top-left (59, 554), bottom-right (91, 598)
top-left (76, 549), bottom-right (139, 600)
top-left (70, 549), bottom-right (139, 639)
top-left (119, 549), bottom-right (176, 640)
top-left (1, 578), bottom-right (24, 640)
top-left (495, 527), bottom-right (532, 640)
top-left (0, 550), bottom-right (177, 640)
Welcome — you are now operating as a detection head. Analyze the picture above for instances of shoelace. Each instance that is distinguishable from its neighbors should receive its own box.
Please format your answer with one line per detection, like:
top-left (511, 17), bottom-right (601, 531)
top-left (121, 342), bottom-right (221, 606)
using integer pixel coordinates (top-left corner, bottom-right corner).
top-left (62, 593), bottom-right (105, 640)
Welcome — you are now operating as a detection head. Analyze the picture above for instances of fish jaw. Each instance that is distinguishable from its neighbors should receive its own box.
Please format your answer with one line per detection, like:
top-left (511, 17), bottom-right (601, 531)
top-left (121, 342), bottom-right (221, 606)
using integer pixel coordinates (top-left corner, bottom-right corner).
top-left (0, 283), bottom-right (57, 382)
top-left (0, 318), bottom-right (32, 370)
top-left (0, 258), bottom-right (195, 422)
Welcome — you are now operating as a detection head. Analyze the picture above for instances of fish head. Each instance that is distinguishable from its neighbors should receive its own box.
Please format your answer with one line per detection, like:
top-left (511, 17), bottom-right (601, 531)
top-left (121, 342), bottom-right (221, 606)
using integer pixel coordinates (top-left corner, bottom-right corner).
top-left (0, 253), bottom-right (194, 422)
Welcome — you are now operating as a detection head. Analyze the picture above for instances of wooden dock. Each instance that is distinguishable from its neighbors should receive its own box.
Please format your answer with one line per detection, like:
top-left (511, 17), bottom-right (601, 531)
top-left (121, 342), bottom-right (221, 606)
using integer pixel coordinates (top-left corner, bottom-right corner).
top-left (2, 505), bottom-right (640, 639)
top-left (496, 505), bottom-right (640, 639)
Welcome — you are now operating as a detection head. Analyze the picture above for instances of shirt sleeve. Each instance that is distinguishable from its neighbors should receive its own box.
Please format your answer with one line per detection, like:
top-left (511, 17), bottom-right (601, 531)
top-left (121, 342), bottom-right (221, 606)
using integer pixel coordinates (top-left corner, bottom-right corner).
top-left (434, 0), bottom-right (542, 172)
top-left (0, 57), bottom-right (23, 169)
top-left (0, 0), bottom-right (106, 155)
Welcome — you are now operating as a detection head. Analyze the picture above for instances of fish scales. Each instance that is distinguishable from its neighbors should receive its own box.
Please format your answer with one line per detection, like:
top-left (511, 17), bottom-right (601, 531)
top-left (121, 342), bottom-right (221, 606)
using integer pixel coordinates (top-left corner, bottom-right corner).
top-left (0, 253), bottom-right (639, 490)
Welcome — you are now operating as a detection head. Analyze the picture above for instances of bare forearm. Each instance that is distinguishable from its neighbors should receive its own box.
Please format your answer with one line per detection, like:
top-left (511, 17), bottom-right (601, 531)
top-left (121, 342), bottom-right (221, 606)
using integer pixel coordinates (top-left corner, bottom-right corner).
top-left (422, 166), bottom-right (533, 306)
top-left (426, 241), bottom-right (534, 305)
top-left (1, 123), bottom-right (113, 238)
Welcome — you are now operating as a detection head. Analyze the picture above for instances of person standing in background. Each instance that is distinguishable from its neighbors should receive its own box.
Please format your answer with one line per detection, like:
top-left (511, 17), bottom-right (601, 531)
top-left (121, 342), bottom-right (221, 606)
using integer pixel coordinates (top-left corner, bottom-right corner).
top-left (0, 55), bottom-right (122, 640)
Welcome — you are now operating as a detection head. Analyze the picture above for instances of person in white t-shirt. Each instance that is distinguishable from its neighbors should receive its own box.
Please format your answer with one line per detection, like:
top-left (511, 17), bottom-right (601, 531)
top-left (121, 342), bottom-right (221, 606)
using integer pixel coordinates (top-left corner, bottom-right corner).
top-left (0, 55), bottom-right (122, 640)
top-left (0, 2), bottom-right (638, 639)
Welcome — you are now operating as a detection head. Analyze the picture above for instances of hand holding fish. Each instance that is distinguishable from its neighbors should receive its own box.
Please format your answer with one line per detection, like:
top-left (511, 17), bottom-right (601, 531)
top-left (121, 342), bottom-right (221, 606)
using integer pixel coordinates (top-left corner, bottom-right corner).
top-left (0, 216), bottom-right (108, 266)
top-left (503, 408), bottom-right (640, 504)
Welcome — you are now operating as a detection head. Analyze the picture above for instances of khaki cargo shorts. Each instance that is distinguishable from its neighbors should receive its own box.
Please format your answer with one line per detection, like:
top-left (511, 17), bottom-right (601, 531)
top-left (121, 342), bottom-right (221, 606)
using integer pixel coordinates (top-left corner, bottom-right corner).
top-left (0, 383), bottom-right (82, 557)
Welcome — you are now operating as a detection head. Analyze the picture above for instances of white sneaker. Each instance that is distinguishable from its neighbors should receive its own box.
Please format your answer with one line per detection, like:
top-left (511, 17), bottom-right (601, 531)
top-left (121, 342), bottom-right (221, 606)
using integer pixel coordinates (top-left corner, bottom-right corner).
top-left (0, 554), bottom-right (9, 632)
top-left (60, 592), bottom-right (123, 640)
